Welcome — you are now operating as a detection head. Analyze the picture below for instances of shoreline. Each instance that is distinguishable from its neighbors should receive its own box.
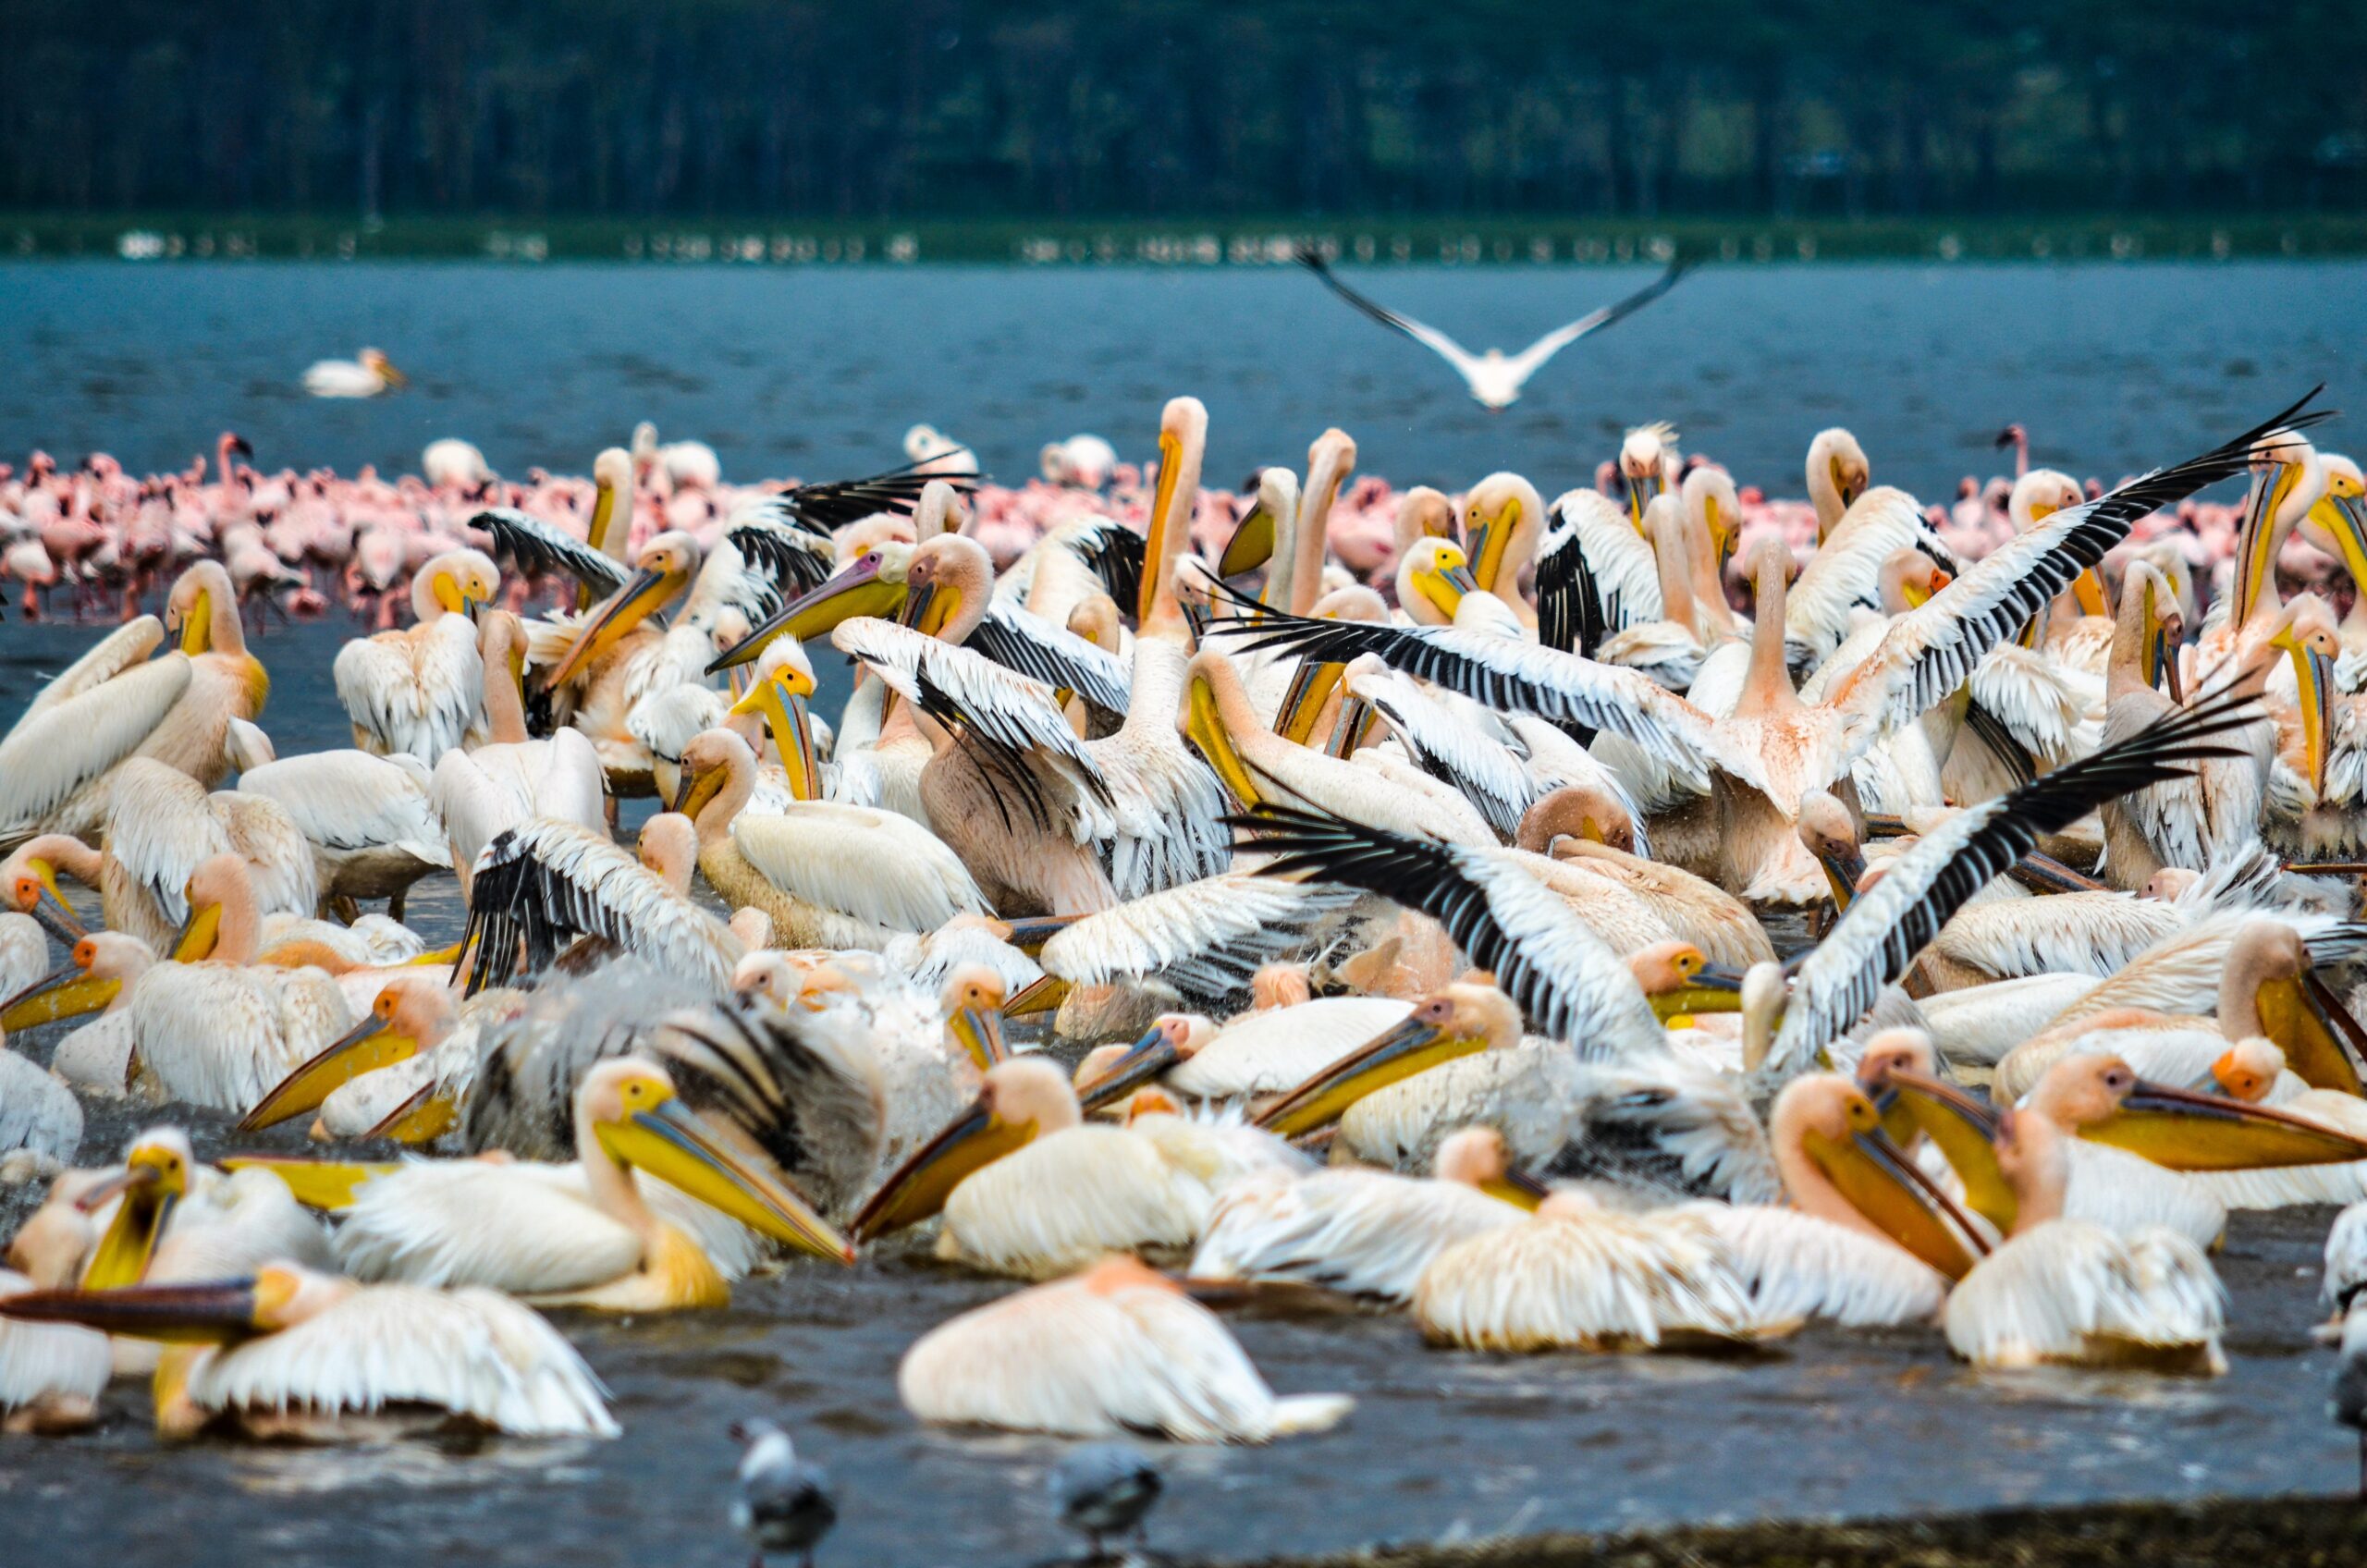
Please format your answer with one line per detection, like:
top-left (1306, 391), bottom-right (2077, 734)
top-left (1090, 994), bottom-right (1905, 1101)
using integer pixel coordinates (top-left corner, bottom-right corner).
top-left (6, 214), bottom-right (2367, 266)
top-left (1216, 1493), bottom-right (2367, 1568)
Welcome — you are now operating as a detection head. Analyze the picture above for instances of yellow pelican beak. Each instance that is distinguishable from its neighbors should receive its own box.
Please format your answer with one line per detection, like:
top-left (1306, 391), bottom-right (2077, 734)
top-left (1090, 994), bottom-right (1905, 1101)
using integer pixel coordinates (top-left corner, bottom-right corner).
top-left (1140, 430), bottom-right (1183, 624)
top-left (2271, 623), bottom-right (2334, 797)
top-left (364, 1083), bottom-right (460, 1145)
top-left (596, 1095), bottom-right (853, 1264)
top-left (2253, 972), bottom-right (2367, 1097)
top-left (13, 857), bottom-right (87, 943)
top-left (1809, 842), bottom-right (1870, 913)
top-left (1254, 1012), bottom-right (1490, 1139)
top-left (2081, 1076), bottom-right (2367, 1170)
top-left (2070, 568), bottom-right (2110, 619)
top-left (1220, 497), bottom-right (1277, 579)
top-left (1184, 668), bottom-right (1264, 809)
top-left (730, 676), bottom-right (821, 801)
top-left (374, 358), bottom-right (410, 390)
top-left (2237, 460), bottom-right (2302, 624)
top-left (1272, 655), bottom-right (1345, 747)
top-left (1075, 1023), bottom-right (1180, 1114)
top-left (236, 1012), bottom-right (421, 1133)
top-left (2141, 577), bottom-right (2186, 704)
top-left (73, 1160), bottom-right (178, 1290)
top-left (0, 960), bottom-right (117, 1032)
top-left (546, 562), bottom-right (681, 690)
top-left (1325, 693), bottom-right (1380, 759)
top-left (169, 898), bottom-right (223, 962)
top-left (1001, 974), bottom-right (1069, 1016)
top-left (1802, 1099), bottom-right (1989, 1281)
top-left (851, 1096), bottom-right (1036, 1242)
top-left (216, 1156), bottom-right (398, 1211)
top-left (1411, 552), bottom-right (1478, 624)
top-left (2312, 493), bottom-right (2367, 602)
top-left (898, 578), bottom-right (962, 640)
top-left (1479, 1165), bottom-right (1551, 1211)
top-left (1825, 459), bottom-right (1862, 537)
top-left (427, 570), bottom-right (467, 617)
top-left (0, 1277), bottom-right (269, 1345)
top-left (999, 913), bottom-right (1085, 956)
top-left (178, 587), bottom-right (214, 655)
top-left (1648, 963), bottom-right (1749, 1023)
top-left (947, 1005), bottom-right (1009, 1072)
top-left (1466, 503), bottom-right (1517, 594)
top-left (1870, 1066), bottom-right (2017, 1234)
top-left (1899, 568), bottom-right (1952, 610)
top-left (671, 758), bottom-right (730, 820)
top-left (711, 550), bottom-right (906, 673)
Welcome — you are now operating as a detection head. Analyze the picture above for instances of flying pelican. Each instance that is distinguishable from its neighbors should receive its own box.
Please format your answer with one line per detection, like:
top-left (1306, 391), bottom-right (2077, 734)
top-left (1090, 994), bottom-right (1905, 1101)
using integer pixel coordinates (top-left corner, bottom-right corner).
top-left (1186, 1126), bottom-right (1543, 1305)
top-left (1295, 247), bottom-right (1687, 410)
top-left (1, 1264), bottom-right (617, 1440)
top-left (1939, 1105), bottom-right (2225, 1373)
top-left (331, 547), bottom-right (499, 761)
top-left (852, 1057), bottom-right (1300, 1278)
top-left (223, 720), bottom-right (448, 922)
top-left (898, 1252), bottom-right (1352, 1441)
top-left (330, 1059), bottom-right (854, 1305)
top-left (429, 610), bottom-right (605, 901)
top-left (301, 348), bottom-right (408, 398)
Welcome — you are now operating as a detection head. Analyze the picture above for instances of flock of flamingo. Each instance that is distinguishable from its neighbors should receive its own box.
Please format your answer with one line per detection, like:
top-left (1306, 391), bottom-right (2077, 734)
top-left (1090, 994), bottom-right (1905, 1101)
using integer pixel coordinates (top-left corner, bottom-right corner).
top-left (6, 380), bottom-right (2367, 1562)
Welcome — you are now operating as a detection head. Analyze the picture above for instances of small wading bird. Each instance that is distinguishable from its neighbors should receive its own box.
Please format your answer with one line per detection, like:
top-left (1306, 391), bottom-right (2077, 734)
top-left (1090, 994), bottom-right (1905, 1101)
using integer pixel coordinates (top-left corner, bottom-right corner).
top-left (1296, 246), bottom-right (1690, 410)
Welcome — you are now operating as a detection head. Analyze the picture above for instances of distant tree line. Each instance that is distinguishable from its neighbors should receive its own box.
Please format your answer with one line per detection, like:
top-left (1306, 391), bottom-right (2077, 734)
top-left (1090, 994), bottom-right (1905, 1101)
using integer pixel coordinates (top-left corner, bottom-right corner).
top-left (5, 0), bottom-right (2361, 219)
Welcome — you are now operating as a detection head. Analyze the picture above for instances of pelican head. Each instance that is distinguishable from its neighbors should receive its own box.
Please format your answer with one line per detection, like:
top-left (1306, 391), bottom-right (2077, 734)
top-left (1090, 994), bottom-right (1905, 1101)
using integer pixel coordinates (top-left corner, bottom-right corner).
top-left (1435, 1125), bottom-right (1549, 1210)
top-left (72, 1126), bottom-right (197, 1289)
top-left (1218, 467), bottom-right (1298, 579)
top-left (582, 1058), bottom-right (853, 1263)
top-left (2117, 560), bottom-right (2187, 704)
top-left (940, 964), bottom-right (1011, 1072)
top-left (414, 547), bottom-right (500, 620)
top-left (1515, 783), bottom-right (1637, 856)
top-left (1181, 650), bottom-right (1264, 807)
top-left (2205, 1036), bottom-right (2287, 1104)
top-left (2034, 1051), bottom-right (2367, 1171)
top-left (173, 853), bottom-right (253, 963)
top-left (2268, 594), bottom-right (2339, 797)
top-left (1628, 939), bottom-right (1746, 1023)
top-left (2223, 917), bottom-right (2364, 1096)
top-left (712, 542), bottom-right (914, 672)
top-left (2008, 469), bottom-right (2085, 532)
top-left (1254, 981), bottom-right (1522, 1138)
top-left (1771, 1073), bottom-right (1987, 1280)
top-left (1618, 424), bottom-right (1675, 531)
top-left (1074, 1013), bottom-right (1211, 1114)
top-left (1681, 466), bottom-right (1743, 567)
top-left (546, 532), bottom-right (700, 689)
top-left (1795, 790), bottom-right (1868, 911)
top-left (238, 976), bottom-right (453, 1133)
top-left (2, 835), bottom-right (90, 945)
top-left (1394, 537), bottom-right (1478, 627)
top-left (1395, 486), bottom-right (1459, 556)
top-left (1879, 549), bottom-right (1952, 613)
top-left (359, 349), bottom-right (407, 390)
top-left (2236, 427), bottom-right (2326, 623)
top-left (2305, 453), bottom-right (2367, 596)
top-left (726, 643), bottom-right (822, 800)
top-left (1852, 1031), bottom-right (2017, 1232)
top-left (164, 560), bottom-right (238, 656)
top-left (1805, 428), bottom-right (1869, 539)
top-left (901, 533), bottom-right (993, 641)
top-left (637, 813), bottom-right (699, 892)
top-left (1, 930), bottom-right (145, 1032)
top-left (853, 1058), bottom-right (1082, 1241)
top-left (674, 729), bottom-right (756, 824)
top-left (1463, 472), bottom-right (1539, 596)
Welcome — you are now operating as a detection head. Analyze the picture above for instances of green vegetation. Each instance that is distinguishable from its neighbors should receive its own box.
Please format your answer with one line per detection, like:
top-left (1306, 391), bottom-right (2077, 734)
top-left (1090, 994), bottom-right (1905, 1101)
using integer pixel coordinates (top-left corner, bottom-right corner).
top-left (3, 3), bottom-right (2362, 232)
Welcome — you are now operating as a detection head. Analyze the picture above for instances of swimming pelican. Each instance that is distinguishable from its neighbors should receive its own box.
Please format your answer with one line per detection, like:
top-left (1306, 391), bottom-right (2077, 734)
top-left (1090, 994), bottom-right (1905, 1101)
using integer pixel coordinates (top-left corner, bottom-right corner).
top-left (852, 1057), bottom-right (1298, 1277)
top-left (2, 1263), bottom-right (617, 1440)
top-left (331, 547), bottom-right (499, 761)
top-left (223, 720), bottom-right (448, 922)
top-left (1939, 1105), bottom-right (2225, 1373)
top-left (1186, 1126), bottom-right (1542, 1304)
top-left (330, 1059), bottom-right (853, 1305)
top-left (898, 1253), bottom-right (1352, 1441)
top-left (1296, 247), bottom-right (1686, 410)
top-left (1410, 1191), bottom-right (1772, 1353)
top-left (302, 348), bottom-right (408, 398)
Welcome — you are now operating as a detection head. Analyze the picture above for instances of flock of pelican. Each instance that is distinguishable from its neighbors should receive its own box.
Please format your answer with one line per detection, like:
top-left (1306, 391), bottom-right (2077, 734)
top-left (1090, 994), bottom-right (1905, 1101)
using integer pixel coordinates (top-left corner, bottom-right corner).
top-left (5, 389), bottom-right (2367, 1532)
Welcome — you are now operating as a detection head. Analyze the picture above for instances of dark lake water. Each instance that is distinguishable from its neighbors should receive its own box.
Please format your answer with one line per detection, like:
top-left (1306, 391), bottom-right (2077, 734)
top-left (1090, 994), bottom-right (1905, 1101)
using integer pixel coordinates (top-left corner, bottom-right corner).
top-left (4, 263), bottom-right (2366, 1567)
top-left (2, 262), bottom-right (2362, 496)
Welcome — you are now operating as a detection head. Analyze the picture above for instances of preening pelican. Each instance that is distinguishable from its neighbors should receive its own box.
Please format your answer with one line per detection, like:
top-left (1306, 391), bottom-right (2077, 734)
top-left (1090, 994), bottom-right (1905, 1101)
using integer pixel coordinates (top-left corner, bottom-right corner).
top-left (852, 1057), bottom-right (1299, 1277)
top-left (899, 1253), bottom-right (1352, 1442)
top-left (331, 1059), bottom-right (852, 1305)
top-left (1940, 1105), bottom-right (2225, 1373)
top-left (1296, 247), bottom-right (1686, 410)
top-left (302, 348), bottom-right (408, 398)
top-left (1187, 1126), bottom-right (1542, 1304)
top-left (2, 1264), bottom-right (616, 1440)
top-left (332, 548), bottom-right (498, 761)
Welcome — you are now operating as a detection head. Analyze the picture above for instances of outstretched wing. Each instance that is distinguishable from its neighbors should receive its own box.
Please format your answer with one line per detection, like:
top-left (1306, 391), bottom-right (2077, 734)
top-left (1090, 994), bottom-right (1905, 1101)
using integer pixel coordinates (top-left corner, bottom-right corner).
top-left (470, 508), bottom-right (629, 600)
top-left (1502, 259), bottom-right (1692, 376)
top-left (966, 602), bottom-right (1133, 717)
top-left (1770, 687), bottom-right (2263, 1073)
top-left (776, 462), bottom-right (980, 534)
top-left (725, 511), bottom-right (836, 604)
top-left (1296, 247), bottom-right (1482, 374)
